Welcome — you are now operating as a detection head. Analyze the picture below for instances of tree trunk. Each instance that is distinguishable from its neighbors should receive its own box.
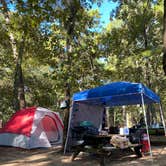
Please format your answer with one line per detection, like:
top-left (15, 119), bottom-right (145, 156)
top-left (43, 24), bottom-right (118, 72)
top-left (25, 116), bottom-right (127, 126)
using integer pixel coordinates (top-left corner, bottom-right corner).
top-left (1, 0), bottom-right (26, 111)
top-left (143, 4), bottom-right (155, 125)
top-left (62, 14), bottom-right (74, 151)
top-left (62, 83), bottom-right (71, 150)
top-left (13, 40), bottom-right (26, 111)
top-left (122, 106), bottom-right (127, 126)
top-left (163, 0), bottom-right (166, 75)
top-left (62, 1), bottom-right (80, 150)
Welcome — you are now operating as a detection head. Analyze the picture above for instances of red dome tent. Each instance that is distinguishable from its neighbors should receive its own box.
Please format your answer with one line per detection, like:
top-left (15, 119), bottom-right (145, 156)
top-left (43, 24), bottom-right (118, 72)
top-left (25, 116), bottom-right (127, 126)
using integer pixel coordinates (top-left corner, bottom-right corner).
top-left (0, 107), bottom-right (64, 149)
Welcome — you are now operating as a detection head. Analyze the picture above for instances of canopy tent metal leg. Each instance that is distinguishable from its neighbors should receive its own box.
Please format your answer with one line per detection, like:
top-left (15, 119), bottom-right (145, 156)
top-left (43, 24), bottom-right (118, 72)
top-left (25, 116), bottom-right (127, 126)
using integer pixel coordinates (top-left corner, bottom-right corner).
top-left (64, 102), bottom-right (74, 154)
top-left (141, 93), bottom-right (153, 157)
top-left (159, 103), bottom-right (166, 136)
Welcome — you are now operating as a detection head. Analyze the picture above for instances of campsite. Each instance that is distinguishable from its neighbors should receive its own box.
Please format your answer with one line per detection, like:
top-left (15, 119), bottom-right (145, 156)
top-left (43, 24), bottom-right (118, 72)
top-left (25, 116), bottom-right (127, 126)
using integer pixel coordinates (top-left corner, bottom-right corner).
top-left (1, 1), bottom-right (166, 166)
top-left (0, 82), bottom-right (166, 166)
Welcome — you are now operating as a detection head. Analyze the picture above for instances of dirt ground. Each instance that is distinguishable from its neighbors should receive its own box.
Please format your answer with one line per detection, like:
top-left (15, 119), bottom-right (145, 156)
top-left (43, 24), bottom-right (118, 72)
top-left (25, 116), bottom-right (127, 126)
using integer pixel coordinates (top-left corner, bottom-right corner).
top-left (0, 145), bottom-right (166, 166)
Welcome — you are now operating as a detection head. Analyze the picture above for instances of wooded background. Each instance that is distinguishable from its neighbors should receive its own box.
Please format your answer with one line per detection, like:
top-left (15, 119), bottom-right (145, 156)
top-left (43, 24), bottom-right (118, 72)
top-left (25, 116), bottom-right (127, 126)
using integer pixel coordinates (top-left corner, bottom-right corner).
top-left (0, 0), bottom-right (166, 128)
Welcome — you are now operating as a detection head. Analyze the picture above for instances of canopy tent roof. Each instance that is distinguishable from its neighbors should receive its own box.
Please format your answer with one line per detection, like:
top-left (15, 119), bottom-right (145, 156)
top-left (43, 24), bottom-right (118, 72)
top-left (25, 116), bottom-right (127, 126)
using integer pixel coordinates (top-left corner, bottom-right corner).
top-left (72, 81), bottom-right (160, 106)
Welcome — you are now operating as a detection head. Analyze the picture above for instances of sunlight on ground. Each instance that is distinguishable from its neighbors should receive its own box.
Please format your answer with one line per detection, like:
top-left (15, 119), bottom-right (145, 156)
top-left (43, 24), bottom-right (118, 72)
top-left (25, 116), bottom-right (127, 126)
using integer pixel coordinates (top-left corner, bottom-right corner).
top-left (61, 152), bottom-right (86, 163)
top-left (0, 146), bottom-right (166, 166)
top-left (61, 157), bottom-right (72, 163)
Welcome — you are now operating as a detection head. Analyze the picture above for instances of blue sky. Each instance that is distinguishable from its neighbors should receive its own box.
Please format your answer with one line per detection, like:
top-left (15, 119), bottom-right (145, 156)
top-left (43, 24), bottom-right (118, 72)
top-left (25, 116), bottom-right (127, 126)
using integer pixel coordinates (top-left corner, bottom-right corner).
top-left (93, 1), bottom-right (118, 28)
top-left (8, 0), bottom-right (118, 29)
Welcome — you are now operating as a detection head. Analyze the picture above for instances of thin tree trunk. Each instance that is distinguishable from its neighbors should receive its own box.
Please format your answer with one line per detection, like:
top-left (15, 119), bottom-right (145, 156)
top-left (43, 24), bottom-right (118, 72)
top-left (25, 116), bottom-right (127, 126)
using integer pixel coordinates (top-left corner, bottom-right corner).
top-left (63, 83), bottom-right (70, 149)
top-left (142, 0), bottom-right (155, 125)
top-left (13, 40), bottom-right (26, 111)
top-left (62, 22), bottom-right (73, 151)
top-left (1, 0), bottom-right (26, 111)
top-left (62, 0), bottom-right (80, 150)
top-left (163, 0), bottom-right (166, 75)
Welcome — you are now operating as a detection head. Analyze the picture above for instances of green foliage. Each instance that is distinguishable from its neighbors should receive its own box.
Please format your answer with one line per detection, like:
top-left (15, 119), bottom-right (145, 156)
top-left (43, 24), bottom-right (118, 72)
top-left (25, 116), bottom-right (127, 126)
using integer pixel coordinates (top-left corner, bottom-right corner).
top-left (99, 0), bottom-right (166, 124)
top-left (0, 68), bottom-right (15, 122)
top-left (0, 0), bottom-right (166, 125)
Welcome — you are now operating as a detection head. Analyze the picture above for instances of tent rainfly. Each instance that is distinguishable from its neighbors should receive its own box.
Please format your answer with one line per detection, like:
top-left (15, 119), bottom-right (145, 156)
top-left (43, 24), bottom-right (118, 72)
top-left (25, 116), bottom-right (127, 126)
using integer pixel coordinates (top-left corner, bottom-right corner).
top-left (64, 81), bottom-right (166, 157)
top-left (0, 107), bottom-right (64, 149)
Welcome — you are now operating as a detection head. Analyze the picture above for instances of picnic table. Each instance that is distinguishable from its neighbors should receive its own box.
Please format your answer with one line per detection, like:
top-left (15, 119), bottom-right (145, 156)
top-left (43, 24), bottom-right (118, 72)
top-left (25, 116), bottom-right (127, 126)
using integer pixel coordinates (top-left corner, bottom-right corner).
top-left (70, 134), bottom-right (143, 166)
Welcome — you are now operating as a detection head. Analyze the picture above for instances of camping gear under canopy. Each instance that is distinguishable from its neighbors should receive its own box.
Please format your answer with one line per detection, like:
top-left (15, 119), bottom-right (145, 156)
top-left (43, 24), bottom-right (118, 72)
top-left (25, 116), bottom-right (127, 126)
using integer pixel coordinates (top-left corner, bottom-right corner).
top-left (73, 81), bottom-right (160, 106)
top-left (0, 107), bottom-right (64, 149)
top-left (64, 81), bottom-right (166, 157)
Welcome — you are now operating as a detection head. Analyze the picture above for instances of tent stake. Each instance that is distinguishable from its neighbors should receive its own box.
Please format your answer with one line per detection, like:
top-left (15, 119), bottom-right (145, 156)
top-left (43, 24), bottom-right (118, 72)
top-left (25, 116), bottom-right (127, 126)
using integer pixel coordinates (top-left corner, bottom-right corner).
top-left (141, 93), bottom-right (153, 158)
top-left (159, 103), bottom-right (166, 136)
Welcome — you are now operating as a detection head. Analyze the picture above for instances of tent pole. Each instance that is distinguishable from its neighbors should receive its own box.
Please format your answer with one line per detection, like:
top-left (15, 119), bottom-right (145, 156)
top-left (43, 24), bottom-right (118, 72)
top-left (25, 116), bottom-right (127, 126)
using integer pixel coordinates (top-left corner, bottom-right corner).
top-left (159, 103), bottom-right (166, 136)
top-left (64, 101), bottom-right (73, 154)
top-left (141, 93), bottom-right (153, 157)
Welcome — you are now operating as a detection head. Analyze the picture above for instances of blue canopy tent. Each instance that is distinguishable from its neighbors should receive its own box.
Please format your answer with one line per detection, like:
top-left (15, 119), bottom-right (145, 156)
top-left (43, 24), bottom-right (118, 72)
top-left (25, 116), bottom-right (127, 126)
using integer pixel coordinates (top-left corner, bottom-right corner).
top-left (73, 81), bottom-right (160, 106)
top-left (64, 82), bottom-right (166, 157)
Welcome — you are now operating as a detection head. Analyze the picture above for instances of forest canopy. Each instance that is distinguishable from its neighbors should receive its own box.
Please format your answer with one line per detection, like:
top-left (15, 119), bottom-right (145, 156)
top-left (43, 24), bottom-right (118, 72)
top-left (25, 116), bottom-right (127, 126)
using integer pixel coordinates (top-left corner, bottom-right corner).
top-left (0, 0), bottom-right (166, 126)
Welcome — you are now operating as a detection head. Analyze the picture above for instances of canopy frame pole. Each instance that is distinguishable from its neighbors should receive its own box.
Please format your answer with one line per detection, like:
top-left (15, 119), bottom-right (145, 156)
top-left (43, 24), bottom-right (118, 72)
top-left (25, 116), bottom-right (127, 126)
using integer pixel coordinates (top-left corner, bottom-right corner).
top-left (64, 101), bottom-right (73, 154)
top-left (141, 93), bottom-right (153, 157)
top-left (159, 103), bottom-right (166, 136)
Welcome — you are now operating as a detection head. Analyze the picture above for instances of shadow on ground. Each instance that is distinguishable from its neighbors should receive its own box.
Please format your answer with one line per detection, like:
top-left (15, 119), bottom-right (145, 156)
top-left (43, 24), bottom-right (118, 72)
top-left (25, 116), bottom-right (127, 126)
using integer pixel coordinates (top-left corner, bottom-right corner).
top-left (0, 145), bottom-right (165, 166)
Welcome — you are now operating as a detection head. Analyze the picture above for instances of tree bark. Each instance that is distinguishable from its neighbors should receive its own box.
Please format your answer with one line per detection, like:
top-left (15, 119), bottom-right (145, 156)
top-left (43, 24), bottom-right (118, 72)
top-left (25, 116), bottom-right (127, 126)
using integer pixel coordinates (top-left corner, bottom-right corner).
top-left (1, 0), bottom-right (26, 111)
top-left (62, 1), bottom-right (78, 150)
top-left (13, 40), bottom-right (26, 111)
top-left (163, 0), bottom-right (166, 75)
top-left (62, 83), bottom-right (70, 150)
